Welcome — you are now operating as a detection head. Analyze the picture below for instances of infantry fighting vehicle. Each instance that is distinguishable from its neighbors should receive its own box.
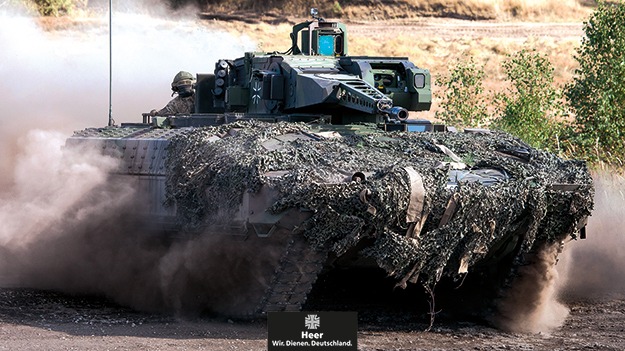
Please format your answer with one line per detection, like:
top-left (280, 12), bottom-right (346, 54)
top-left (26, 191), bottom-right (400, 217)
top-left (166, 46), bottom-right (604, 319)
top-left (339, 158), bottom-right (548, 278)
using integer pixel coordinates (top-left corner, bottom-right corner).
top-left (67, 10), bottom-right (593, 318)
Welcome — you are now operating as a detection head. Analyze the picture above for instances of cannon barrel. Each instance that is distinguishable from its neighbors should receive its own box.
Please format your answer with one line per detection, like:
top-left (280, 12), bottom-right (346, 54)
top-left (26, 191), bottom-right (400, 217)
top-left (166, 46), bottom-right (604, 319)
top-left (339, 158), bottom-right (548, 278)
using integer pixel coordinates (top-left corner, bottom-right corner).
top-left (382, 106), bottom-right (409, 121)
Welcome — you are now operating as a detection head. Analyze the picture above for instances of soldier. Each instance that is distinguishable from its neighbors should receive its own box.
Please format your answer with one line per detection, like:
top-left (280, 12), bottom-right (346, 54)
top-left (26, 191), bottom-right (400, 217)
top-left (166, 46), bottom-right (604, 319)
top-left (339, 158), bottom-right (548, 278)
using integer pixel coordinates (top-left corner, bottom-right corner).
top-left (151, 71), bottom-right (196, 116)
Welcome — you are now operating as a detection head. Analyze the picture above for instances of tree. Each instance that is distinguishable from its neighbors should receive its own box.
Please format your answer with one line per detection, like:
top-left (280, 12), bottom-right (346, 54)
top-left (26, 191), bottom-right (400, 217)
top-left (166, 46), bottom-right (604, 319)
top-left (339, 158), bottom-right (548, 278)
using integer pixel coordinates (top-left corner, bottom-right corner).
top-left (565, 1), bottom-right (625, 165)
top-left (493, 49), bottom-right (566, 153)
top-left (435, 58), bottom-right (489, 129)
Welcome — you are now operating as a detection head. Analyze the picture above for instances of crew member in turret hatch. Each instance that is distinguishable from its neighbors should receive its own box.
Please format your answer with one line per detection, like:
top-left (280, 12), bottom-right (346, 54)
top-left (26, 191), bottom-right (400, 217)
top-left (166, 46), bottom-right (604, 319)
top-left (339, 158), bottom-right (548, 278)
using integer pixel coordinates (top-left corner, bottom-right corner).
top-left (151, 71), bottom-right (196, 116)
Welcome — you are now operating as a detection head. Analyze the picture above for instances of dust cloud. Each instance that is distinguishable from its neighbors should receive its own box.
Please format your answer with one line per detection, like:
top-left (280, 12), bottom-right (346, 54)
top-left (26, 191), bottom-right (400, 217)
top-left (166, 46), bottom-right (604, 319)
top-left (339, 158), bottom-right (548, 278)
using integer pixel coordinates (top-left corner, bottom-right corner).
top-left (557, 172), bottom-right (625, 300)
top-left (0, 3), bottom-right (269, 315)
top-left (0, 3), bottom-right (254, 186)
top-left (494, 243), bottom-right (569, 333)
top-left (495, 172), bottom-right (625, 333)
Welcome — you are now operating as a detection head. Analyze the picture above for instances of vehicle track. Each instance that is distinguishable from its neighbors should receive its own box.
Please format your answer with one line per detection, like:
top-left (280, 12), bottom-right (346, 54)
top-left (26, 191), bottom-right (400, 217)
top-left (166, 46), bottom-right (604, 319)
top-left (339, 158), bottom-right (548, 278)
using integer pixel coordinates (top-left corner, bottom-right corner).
top-left (259, 232), bottom-right (328, 314)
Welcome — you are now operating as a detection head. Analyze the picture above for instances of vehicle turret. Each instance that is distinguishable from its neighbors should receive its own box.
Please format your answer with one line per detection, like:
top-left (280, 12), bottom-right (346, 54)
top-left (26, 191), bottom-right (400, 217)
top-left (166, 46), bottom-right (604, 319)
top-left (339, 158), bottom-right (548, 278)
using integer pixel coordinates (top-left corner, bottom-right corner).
top-left (147, 8), bottom-right (432, 131)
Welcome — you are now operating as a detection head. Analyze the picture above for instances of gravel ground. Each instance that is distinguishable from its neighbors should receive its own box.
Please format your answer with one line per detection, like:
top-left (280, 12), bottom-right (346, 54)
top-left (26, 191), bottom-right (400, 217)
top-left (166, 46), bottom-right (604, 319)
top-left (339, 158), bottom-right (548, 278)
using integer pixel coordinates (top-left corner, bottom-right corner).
top-left (0, 288), bottom-right (623, 351)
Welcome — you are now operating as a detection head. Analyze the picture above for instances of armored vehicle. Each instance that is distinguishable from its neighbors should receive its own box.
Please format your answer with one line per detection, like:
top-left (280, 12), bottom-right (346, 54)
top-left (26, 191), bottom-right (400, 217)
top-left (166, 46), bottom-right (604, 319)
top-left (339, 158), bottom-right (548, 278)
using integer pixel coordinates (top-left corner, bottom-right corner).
top-left (67, 10), bottom-right (593, 319)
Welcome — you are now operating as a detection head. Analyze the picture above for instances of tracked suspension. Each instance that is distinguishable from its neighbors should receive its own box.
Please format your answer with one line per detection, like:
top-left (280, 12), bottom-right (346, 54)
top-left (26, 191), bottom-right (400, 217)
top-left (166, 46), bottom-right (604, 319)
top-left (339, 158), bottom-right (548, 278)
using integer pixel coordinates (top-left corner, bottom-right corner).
top-left (259, 233), bottom-right (328, 314)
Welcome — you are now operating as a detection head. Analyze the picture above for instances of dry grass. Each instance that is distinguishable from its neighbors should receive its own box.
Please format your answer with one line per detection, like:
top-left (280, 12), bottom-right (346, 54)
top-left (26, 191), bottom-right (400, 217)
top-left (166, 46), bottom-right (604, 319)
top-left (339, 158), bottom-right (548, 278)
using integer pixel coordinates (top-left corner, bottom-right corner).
top-left (203, 0), bottom-right (594, 22)
top-left (440, 0), bottom-right (592, 21)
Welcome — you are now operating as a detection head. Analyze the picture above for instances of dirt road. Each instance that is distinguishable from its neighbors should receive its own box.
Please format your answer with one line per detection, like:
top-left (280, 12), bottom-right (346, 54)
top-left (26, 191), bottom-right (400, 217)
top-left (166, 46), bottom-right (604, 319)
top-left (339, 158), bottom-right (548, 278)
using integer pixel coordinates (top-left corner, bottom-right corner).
top-left (346, 18), bottom-right (583, 40)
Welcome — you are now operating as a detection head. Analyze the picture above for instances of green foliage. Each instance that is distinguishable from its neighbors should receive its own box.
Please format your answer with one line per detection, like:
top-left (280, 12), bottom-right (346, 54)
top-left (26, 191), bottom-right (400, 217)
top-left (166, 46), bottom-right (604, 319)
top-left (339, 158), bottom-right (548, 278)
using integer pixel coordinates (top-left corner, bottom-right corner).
top-left (332, 1), bottom-right (343, 16)
top-left (492, 49), bottom-right (566, 153)
top-left (435, 58), bottom-right (489, 129)
top-left (31, 0), bottom-right (75, 16)
top-left (565, 1), bottom-right (625, 166)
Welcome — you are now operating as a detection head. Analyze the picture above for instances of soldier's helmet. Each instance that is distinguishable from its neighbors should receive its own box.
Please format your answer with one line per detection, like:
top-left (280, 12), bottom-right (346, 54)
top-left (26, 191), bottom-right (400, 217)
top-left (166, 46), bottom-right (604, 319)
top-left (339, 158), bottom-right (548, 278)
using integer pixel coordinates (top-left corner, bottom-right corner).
top-left (171, 71), bottom-right (196, 97)
top-left (171, 71), bottom-right (195, 90)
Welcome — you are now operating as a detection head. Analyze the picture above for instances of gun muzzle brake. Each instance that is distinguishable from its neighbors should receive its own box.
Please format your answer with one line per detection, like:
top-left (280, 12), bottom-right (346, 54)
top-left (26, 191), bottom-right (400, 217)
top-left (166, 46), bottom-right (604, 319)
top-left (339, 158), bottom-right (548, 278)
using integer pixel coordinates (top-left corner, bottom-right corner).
top-left (384, 106), bottom-right (409, 121)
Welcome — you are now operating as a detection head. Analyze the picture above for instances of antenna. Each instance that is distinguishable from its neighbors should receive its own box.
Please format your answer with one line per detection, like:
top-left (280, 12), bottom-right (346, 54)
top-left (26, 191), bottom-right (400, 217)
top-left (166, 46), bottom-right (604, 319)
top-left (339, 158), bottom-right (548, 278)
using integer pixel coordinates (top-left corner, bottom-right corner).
top-left (108, 0), bottom-right (114, 126)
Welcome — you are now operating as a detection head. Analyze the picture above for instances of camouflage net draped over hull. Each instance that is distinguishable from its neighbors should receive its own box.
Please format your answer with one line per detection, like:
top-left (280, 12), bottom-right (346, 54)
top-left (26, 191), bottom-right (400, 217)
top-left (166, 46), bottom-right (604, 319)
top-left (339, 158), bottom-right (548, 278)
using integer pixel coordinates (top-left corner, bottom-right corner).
top-left (165, 121), bottom-right (593, 288)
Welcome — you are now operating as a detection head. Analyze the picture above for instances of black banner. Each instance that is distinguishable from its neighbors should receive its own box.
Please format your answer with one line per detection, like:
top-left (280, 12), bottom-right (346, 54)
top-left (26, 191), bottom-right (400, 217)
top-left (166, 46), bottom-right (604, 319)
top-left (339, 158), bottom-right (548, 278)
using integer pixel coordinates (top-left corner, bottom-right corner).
top-left (268, 311), bottom-right (357, 350)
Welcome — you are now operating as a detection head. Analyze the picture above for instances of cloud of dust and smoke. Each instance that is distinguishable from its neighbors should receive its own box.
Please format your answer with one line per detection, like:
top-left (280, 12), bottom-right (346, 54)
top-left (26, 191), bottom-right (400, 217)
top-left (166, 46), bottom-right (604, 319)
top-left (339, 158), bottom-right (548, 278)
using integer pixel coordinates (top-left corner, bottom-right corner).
top-left (494, 242), bottom-right (569, 333)
top-left (557, 172), bottom-right (625, 300)
top-left (495, 172), bottom-right (625, 333)
top-left (0, 3), bottom-right (255, 186)
top-left (0, 4), bottom-right (271, 315)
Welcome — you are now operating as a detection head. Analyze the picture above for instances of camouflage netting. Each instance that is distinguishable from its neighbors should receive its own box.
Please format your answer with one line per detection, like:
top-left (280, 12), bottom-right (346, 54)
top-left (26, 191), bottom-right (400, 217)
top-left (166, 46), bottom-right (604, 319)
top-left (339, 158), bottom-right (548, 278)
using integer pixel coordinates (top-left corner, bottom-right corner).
top-left (164, 120), bottom-right (594, 288)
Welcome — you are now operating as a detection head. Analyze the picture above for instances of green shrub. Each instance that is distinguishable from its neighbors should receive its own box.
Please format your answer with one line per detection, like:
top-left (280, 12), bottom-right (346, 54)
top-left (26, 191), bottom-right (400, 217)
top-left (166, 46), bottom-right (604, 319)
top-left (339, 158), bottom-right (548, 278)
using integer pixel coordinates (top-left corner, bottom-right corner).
top-left (31, 0), bottom-right (75, 16)
top-left (492, 49), bottom-right (566, 153)
top-left (565, 1), bottom-right (625, 166)
top-left (435, 58), bottom-right (489, 129)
